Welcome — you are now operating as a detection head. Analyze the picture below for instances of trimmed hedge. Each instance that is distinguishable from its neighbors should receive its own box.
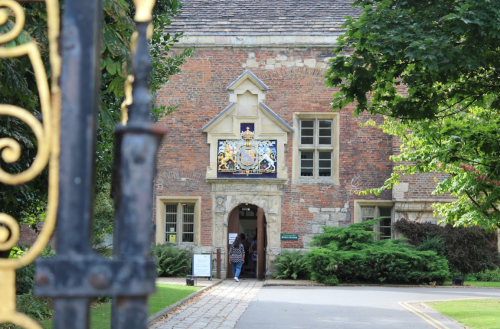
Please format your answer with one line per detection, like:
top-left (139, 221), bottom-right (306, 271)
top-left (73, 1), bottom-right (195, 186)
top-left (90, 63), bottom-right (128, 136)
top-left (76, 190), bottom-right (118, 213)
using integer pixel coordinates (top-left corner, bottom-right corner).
top-left (307, 239), bottom-right (449, 285)
top-left (306, 219), bottom-right (450, 285)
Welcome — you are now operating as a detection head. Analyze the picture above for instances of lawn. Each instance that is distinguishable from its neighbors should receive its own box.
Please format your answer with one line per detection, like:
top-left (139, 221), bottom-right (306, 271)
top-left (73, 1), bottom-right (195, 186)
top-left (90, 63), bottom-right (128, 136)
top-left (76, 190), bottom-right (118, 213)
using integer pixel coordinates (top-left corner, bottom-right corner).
top-left (442, 281), bottom-right (500, 288)
top-left (39, 283), bottom-right (201, 329)
top-left (466, 281), bottom-right (500, 288)
top-left (427, 299), bottom-right (500, 329)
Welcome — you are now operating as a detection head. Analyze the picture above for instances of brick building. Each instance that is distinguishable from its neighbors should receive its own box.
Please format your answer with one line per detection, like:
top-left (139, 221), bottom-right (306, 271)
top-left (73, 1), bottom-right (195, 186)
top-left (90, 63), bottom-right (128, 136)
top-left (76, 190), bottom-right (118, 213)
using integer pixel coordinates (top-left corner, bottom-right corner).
top-left (153, 0), bottom-right (453, 278)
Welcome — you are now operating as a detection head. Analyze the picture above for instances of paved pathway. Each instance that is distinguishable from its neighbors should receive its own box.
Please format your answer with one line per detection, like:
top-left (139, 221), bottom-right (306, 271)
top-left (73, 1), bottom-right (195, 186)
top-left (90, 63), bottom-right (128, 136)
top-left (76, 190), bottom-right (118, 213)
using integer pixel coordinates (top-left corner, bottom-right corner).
top-left (150, 280), bottom-right (500, 329)
top-left (236, 286), bottom-right (500, 329)
top-left (150, 279), bottom-right (263, 329)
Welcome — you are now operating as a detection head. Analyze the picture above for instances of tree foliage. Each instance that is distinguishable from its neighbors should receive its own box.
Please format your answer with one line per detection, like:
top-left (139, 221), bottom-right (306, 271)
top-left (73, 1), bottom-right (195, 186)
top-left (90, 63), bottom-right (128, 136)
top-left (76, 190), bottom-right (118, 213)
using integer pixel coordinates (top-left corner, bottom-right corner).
top-left (0, 4), bottom-right (51, 229)
top-left (326, 0), bottom-right (500, 119)
top-left (361, 106), bottom-right (500, 228)
top-left (326, 0), bottom-right (500, 227)
top-left (394, 219), bottom-right (500, 275)
top-left (0, 0), bottom-right (191, 241)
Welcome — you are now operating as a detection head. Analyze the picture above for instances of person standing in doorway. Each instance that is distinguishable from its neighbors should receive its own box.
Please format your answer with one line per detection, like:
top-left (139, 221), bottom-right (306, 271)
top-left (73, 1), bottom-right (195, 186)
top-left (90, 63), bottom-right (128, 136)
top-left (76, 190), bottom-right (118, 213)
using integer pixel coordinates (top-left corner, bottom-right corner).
top-left (239, 233), bottom-right (249, 272)
top-left (229, 235), bottom-right (245, 282)
top-left (250, 235), bottom-right (257, 278)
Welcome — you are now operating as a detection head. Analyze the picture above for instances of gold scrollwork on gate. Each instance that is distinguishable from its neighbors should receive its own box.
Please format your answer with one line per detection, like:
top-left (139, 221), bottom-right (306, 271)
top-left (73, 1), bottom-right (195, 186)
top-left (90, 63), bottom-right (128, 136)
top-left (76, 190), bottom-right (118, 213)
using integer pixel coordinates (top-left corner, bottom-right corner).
top-left (0, 0), bottom-right (60, 328)
top-left (120, 0), bottom-right (156, 126)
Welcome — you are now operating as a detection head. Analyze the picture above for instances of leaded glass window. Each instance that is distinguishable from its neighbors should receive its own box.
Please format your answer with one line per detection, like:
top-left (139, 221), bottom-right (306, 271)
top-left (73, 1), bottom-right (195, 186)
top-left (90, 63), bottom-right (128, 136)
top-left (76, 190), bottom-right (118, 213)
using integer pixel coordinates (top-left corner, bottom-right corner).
top-left (299, 119), bottom-right (333, 179)
top-left (182, 204), bottom-right (195, 243)
top-left (165, 203), bottom-right (196, 244)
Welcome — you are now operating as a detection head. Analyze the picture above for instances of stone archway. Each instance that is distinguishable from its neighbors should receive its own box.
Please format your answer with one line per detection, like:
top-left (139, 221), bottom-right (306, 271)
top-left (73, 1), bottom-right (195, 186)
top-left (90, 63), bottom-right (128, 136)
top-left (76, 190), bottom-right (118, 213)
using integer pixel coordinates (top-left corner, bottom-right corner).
top-left (210, 180), bottom-right (284, 278)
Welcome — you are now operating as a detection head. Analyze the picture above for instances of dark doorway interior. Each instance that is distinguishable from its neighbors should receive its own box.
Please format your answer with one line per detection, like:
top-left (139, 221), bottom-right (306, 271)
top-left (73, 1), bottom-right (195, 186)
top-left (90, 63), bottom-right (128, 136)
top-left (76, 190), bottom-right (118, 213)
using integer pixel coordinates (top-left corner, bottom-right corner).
top-left (227, 204), bottom-right (266, 279)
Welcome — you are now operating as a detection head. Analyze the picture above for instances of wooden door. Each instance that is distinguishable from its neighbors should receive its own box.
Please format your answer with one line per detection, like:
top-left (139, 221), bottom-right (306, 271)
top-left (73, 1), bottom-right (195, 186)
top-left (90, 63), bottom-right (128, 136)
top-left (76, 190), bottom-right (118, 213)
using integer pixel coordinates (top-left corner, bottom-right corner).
top-left (257, 208), bottom-right (266, 280)
top-left (227, 207), bottom-right (239, 278)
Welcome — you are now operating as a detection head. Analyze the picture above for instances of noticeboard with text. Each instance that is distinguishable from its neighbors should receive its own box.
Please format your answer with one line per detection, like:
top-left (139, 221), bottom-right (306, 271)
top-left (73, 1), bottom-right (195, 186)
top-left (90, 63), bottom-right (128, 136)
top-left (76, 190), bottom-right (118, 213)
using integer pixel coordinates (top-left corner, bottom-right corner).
top-left (192, 254), bottom-right (212, 278)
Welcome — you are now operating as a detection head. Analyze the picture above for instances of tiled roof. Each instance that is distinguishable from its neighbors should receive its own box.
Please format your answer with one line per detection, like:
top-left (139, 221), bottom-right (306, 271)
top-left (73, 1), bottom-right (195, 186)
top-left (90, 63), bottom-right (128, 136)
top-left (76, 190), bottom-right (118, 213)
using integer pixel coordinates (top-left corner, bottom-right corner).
top-left (166, 0), bottom-right (361, 35)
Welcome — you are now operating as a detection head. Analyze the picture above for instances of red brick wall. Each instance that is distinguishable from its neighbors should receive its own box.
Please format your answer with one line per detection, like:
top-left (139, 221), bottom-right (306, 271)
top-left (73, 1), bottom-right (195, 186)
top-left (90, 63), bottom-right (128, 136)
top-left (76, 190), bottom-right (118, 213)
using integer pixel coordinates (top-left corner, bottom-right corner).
top-left (155, 47), bottom-right (394, 248)
top-left (18, 223), bottom-right (56, 249)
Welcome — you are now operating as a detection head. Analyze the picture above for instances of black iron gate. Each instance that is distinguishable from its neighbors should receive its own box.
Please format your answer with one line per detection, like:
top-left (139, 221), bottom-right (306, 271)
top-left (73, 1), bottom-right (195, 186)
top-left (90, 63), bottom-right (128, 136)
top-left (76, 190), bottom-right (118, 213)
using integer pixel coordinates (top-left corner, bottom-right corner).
top-left (0, 0), bottom-right (163, 328)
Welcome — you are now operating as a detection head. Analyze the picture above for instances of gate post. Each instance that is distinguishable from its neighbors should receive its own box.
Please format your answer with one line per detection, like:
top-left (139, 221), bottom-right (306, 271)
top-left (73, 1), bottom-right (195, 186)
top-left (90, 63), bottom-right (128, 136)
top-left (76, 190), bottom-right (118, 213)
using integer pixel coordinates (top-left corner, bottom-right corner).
top-left (40, 1), bottom-right (102, 328)
top-left (35, 1), bottom-right (162, 329)
top-left (110, 14), bottom-right (166, 328)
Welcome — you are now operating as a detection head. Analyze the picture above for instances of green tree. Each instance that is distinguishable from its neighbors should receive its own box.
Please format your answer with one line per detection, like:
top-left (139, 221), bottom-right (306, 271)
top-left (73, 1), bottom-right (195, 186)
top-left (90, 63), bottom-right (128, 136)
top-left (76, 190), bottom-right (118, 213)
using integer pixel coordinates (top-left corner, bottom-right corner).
top-left (363, 107), bottom-right (500, 228)
top-left (0, 0), bottom-right (191, 243)
top-left (326, 0), bottom-right (500, 227)
top-left (95, 0), bottom-right (192, 242)
top-left (327, 0), bottom-right (500, 119)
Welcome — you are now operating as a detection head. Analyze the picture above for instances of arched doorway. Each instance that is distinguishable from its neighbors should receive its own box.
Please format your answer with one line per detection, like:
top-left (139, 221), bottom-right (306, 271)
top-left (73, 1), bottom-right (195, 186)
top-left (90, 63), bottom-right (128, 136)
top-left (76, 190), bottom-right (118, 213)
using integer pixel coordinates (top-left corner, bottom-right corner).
top-left (227, 204), bottom-right (267, 279)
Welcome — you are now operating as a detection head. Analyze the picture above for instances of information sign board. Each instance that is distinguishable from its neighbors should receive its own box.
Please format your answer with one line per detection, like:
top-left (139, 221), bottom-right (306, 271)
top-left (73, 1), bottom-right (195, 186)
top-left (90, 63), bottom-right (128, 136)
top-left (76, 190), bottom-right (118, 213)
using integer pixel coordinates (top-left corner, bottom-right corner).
top-left (192, 254), bottom-right (212, 278)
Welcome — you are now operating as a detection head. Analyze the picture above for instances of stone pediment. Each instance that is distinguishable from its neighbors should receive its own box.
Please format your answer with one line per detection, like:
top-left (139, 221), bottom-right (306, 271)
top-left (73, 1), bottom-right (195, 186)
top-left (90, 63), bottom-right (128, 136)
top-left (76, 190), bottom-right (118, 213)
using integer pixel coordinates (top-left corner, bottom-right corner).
top-left (203, 70), bottom-right (291, 180)
top-left (201, 102), bottom-right (293, 134)
top-left (227, 70), bottom-right (269, 92)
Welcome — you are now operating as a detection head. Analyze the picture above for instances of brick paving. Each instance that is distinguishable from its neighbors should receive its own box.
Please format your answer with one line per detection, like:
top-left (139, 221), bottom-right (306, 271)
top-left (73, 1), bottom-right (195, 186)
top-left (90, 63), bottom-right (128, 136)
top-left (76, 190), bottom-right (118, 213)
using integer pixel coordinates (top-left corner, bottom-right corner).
top-left (150, 279), bottom-right (263, 329)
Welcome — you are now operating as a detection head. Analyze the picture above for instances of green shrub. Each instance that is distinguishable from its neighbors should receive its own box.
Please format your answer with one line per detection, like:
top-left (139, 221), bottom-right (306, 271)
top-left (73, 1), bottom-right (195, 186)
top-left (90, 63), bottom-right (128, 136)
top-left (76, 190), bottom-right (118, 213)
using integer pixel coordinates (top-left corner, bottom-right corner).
top-left (17, 293), bottom-right (53, 321)
top-left (465, 267), bottom-right (500, 282)
top-left (477, 267), bottom-right (500, 281)
top-left (273, 250), bottom-right (310, 280)
top-left (416, 237), bottom-right (445, 256)
top-left (10, 246), bottom-right (55, 295)
top-left (306, 248), bottom-right (340, 285)
top-left (394, 219), bottom-right (500, 275)
top-left (151, 243), bottom-right (191, 277)
top-left (310, 220), bottom-right (376, 250)
top-left (306, 220), bottom-right (450, 285)
top-left (92, 235), bottom-right (113, 258)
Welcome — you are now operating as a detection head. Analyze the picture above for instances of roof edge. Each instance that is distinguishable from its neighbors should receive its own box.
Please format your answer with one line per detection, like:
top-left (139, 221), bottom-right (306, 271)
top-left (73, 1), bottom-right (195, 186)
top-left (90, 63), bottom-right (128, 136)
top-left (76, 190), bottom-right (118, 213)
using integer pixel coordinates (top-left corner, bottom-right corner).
top-left (227, 70), bottom-right (269, 91)
top-left (259, 102), bottom-right (294, 133)
top-left (172, 34), bottom-right (339, 47)
top-left (201, 103), bottom-right (237, 133)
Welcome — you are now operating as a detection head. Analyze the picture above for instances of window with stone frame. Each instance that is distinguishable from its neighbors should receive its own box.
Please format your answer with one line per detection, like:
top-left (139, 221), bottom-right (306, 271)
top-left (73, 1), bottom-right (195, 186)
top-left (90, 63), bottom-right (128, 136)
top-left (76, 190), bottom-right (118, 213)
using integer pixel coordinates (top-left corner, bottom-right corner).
top-left (299, 118), bottom-right (334, 179)
top-left (360, 206), bottom-right (393, 240)
top-left (292, 113), bottom-right (339, 184)
top-left (165, 203), bottom-right (195, 244)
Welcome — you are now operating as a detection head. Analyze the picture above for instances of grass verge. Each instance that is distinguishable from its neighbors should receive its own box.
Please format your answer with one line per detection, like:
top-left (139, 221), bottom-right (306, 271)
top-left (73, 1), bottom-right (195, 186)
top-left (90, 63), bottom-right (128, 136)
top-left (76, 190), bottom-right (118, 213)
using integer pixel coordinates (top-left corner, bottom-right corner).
top-left (442, 281), bottom-right (500, 288)
top-left (39, 283), bottom-right (201, 329)
top-left (427, 299), bottom-right (500, 329)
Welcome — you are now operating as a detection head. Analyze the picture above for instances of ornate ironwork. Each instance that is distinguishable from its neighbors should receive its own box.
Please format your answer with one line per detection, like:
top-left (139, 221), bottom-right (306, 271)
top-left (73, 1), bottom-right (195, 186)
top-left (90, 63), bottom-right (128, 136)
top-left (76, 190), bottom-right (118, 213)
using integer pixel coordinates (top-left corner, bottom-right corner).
top-left (0, 0), bottom-right (60, 328)
top-left (1, 0), bottom-right (162, 328)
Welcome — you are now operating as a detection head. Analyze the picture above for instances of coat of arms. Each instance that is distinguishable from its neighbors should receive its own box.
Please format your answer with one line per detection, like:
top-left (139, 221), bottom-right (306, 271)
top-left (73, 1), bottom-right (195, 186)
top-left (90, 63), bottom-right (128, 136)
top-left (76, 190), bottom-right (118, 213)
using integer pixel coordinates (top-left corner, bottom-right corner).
top-left (217, 127), bottom-right (277, 177)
